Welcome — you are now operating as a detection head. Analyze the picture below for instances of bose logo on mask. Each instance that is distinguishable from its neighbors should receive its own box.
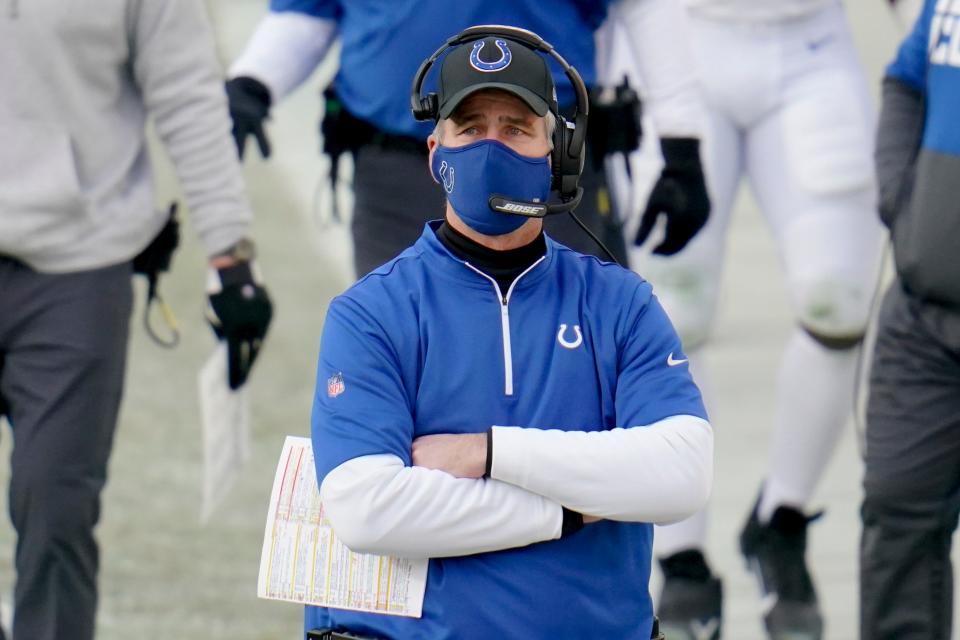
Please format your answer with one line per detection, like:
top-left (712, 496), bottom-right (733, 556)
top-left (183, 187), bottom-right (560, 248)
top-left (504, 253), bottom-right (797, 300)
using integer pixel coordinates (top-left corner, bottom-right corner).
top-left (499, 202), bottom-right (541, 214)
top-left (490, 197), bottom-right (548, 217)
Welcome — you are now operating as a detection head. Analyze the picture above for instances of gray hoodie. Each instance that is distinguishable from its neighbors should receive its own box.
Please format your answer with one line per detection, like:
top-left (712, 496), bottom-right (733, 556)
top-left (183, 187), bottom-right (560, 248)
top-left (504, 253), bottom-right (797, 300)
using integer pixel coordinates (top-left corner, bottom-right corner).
top-left (0, 0), bottom-right (251, 273)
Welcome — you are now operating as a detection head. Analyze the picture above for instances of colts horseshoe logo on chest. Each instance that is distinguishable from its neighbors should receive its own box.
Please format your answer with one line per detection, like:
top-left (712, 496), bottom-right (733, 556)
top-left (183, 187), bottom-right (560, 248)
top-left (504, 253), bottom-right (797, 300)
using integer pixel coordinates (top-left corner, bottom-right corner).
top-left (557, 324), bottom-right (583, 350)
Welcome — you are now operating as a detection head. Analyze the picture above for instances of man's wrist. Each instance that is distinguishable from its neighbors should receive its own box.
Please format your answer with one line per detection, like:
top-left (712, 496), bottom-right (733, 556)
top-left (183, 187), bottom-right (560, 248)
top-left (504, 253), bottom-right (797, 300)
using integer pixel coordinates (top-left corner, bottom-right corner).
top-left (209, 238), bottom-right (256, 269)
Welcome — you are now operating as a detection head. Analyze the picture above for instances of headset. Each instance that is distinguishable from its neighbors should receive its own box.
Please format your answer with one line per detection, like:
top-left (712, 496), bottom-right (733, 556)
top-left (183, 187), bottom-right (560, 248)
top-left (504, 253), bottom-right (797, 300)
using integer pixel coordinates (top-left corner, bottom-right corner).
top-left (410, 25), bottom-right (589, 218)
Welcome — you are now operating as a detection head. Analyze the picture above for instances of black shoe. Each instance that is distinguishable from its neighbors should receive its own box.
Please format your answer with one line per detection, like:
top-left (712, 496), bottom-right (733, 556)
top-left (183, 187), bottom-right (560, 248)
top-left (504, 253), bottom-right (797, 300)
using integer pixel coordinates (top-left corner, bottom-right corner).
top-left (657, 550), bottom-right (723, 640)
top-left (739, 499), bottom-right (824, 640)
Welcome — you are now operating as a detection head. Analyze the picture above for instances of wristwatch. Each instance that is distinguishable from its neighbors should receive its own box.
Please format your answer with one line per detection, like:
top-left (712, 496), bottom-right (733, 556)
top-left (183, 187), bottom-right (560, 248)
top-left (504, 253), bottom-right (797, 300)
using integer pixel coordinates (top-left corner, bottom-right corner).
top-left (215, 238), bottom-right (256, 263)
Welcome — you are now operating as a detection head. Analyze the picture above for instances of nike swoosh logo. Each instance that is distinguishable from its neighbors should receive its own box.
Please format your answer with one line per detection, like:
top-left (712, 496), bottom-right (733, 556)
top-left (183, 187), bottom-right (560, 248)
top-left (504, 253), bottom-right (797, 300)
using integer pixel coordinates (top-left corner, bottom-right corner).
top-left (806, 34), bottom-right (835, 51)
top-left (667, 353), bottom-right (689, 367)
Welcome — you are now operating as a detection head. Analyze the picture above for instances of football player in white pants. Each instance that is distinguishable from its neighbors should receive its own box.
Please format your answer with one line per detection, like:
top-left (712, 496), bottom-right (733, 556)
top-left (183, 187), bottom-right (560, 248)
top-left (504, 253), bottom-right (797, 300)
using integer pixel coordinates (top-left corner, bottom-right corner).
top-left (601, 2), bottom-right (884, 638)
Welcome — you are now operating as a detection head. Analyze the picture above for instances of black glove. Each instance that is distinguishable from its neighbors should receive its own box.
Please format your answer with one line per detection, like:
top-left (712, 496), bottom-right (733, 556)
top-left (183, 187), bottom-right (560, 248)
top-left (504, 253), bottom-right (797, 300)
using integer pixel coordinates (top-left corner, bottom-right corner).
top-left (635, 137), bottom-right (711, 256)
top-left (225, 76), bottom-right (272, 159)
top-left (207, 262), bottom-right (273, 389)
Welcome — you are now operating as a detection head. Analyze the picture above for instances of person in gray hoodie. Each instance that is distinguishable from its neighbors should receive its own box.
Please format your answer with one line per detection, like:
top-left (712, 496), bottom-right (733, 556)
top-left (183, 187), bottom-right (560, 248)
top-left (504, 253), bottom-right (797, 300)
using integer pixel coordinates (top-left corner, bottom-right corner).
top-left (0, 1), bottom-right (272, 638)
top-left (861, 1), bottom-right (960, 638)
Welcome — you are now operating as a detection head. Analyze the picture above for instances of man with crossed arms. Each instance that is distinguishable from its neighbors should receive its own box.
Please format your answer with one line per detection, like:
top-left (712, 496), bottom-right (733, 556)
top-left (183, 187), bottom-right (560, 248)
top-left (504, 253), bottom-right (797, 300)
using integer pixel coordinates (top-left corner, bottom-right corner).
top-left (307, 27), bottom-right (713, 640)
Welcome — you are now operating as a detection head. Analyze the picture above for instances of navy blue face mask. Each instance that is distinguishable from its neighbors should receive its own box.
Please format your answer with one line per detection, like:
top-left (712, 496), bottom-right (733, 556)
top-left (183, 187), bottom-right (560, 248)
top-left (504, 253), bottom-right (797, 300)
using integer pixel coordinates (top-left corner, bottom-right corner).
top-left (431, 139), bottom-right (551, 236)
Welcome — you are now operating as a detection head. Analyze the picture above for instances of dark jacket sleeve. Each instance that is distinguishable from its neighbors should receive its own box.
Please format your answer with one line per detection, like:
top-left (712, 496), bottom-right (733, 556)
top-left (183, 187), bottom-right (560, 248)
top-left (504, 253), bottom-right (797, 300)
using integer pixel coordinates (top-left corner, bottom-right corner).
top-left (875, 75), bottom-right (925, 229)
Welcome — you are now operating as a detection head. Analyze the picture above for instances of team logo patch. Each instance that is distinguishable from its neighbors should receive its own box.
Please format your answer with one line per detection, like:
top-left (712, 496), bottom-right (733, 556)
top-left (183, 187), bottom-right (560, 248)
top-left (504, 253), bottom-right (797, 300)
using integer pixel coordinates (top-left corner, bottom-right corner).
top-left (930, 2), bottom-right (960, 68)
top-left (438, 160), bottom-right (455, 193)
top-left (327, 372), bottom-right (345, 398)
top-left (557, 323), bottom-right (583, 349)
top-left (470, 39), bottom-right (512, 73)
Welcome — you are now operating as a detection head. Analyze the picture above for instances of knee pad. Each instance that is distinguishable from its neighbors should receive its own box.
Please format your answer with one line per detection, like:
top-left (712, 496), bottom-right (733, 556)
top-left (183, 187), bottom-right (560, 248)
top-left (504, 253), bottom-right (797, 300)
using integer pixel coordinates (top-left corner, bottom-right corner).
top-left (792, 277), bottom-right (872, 350)
top-left (802, 326), bottom-right (864, 351)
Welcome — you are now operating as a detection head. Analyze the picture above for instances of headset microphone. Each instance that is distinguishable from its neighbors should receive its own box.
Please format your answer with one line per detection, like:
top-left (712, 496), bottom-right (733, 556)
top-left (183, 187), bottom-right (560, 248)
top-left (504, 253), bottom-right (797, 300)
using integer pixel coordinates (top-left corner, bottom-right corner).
top-left (488, 188), bottom-right (583, 219)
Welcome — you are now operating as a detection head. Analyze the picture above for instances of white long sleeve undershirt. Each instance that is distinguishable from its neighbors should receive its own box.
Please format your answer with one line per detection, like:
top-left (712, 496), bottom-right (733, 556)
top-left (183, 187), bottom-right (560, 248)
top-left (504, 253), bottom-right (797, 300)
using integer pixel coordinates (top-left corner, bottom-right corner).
top-left (491, 415), bottom-right (713, 523)
top-left (319, 415), bottom-right (712, 558)
top-left (228, 11), bottom-right (337, 102)
top-left (320, 456), bottom-right (564, 559)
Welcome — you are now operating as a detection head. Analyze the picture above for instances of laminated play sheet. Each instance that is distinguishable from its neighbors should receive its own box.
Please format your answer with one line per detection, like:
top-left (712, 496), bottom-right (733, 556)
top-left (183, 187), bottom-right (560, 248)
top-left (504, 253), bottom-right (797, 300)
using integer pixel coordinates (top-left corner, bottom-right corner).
top-left (257, 436), bottom-right (428, 617)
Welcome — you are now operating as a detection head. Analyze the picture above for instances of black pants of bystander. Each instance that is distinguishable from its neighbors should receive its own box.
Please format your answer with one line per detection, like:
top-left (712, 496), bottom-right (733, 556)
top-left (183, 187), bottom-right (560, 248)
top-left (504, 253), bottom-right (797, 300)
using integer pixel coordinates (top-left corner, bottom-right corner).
top-left (861, 281), bottom-right (960, 640)
top-left (0, 257), bottom-right (133, 640)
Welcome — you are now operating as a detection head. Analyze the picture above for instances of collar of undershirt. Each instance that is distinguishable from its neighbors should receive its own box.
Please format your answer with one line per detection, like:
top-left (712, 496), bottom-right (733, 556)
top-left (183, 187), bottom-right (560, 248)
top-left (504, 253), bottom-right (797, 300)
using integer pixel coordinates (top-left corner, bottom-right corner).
top-left (435, 221), bottom-right (546, 294)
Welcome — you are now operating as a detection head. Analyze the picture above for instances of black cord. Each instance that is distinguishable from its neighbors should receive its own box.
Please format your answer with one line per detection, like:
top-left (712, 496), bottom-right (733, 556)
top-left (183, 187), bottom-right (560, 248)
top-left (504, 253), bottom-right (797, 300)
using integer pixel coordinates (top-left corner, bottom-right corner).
top-left (567, 210), bottom-right (621, 266)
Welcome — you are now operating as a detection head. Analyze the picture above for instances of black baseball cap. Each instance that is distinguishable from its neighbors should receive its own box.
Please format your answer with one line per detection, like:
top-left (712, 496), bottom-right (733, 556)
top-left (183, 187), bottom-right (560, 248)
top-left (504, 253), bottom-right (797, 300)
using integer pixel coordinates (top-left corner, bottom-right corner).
top-left (436, 35), bottom-right (557, 119)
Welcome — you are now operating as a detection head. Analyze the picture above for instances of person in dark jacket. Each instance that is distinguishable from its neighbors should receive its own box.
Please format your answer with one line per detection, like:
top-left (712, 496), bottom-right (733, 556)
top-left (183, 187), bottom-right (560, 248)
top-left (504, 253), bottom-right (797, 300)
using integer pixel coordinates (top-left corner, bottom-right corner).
top-left (861, 1), bottom-right (960, 638)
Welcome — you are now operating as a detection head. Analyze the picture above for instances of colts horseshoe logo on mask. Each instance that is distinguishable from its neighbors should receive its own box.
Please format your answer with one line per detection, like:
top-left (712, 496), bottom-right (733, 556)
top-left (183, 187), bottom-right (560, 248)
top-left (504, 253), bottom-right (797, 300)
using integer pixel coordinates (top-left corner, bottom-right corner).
top-left (438, 161), bottom-right (455, 193)
top-left (470, 39), bottom-right (512, 72)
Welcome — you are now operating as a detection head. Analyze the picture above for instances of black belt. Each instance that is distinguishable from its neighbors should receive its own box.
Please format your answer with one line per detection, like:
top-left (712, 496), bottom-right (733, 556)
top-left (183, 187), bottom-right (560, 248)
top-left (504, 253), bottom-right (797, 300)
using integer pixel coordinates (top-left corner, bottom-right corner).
top-left (308, 630), bottom-right (377, 640)
top-left (321, 87), bottom-right (427, 158)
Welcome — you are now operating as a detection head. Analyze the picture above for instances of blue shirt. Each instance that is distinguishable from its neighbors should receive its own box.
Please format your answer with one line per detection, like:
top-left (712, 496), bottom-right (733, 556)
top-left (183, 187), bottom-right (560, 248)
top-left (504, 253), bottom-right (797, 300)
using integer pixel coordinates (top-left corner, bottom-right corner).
top-left (307, 223), bottom-right (707, 640)
top-left (270, 0), bottom-right (610, 139)
top-left (887, 0), bottom-right (960, 156)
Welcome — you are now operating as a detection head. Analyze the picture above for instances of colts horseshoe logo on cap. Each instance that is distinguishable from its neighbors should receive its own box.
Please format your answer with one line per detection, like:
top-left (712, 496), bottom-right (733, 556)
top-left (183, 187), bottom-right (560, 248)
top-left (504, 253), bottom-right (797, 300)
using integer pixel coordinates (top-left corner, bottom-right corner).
top-left (470, 39), bottom-right (512, 72)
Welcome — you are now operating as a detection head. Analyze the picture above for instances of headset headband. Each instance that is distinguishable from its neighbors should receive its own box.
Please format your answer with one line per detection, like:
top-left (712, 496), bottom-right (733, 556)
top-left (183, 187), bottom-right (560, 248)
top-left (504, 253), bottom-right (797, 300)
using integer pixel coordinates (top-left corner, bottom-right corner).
top-left (410, 25), bottom-right (589, 145)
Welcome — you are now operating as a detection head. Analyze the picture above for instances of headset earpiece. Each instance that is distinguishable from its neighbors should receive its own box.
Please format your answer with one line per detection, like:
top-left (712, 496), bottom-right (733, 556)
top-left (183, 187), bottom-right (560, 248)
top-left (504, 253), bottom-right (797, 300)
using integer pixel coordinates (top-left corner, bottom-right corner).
top-left (550, 116), bottom-right (584, 200)
top-left (550, 116), bottom-right (567, 193)
top-left (413, 93), bottom-right (439, 122)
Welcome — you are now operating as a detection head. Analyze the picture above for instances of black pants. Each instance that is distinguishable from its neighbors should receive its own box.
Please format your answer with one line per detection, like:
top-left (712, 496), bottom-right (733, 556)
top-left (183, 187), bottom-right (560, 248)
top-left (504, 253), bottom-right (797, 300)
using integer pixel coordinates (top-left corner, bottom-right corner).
top-left (349, 143), bottom-right (628, 278)
top-left (860, 281), bottom-right (960, 640)
top-left (0, 257), bottom-right (133, 640)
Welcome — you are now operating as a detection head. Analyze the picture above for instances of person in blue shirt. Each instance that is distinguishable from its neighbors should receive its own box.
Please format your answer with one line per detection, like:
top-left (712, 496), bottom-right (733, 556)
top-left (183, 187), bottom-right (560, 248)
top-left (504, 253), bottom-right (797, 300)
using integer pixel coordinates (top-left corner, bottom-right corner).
top-left (860, 2), bottom-right (960, 638)
top-left (226, 0), bottom-right (710, 278)
top-left (306, 27), bottom-right (714, 640)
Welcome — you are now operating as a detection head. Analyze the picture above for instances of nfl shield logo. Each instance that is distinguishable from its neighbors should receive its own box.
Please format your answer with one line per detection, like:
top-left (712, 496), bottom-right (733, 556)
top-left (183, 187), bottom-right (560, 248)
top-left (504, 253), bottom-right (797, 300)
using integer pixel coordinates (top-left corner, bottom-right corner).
top-left (327, 372), bottom-right (345, 398)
